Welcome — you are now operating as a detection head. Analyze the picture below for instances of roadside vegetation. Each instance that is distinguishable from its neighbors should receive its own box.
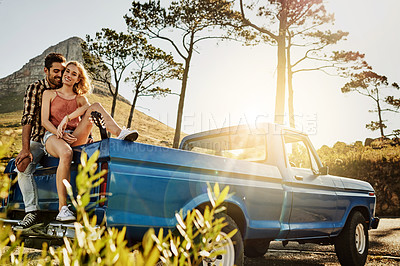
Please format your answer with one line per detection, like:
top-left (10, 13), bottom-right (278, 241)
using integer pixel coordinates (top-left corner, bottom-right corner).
top-left (0, 140), bottom-right (234, 265)
top-left (318, 140), bottom-right (400, 216)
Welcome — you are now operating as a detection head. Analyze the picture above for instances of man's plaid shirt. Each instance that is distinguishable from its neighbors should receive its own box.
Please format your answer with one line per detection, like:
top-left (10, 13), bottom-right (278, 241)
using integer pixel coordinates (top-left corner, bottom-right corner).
top-left (21, 79), bottom-right (55, 142)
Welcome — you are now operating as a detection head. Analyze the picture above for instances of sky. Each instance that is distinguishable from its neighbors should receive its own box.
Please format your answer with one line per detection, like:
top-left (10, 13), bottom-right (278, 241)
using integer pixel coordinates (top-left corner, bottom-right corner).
top-left (0, 0), bottom-right (399, 148)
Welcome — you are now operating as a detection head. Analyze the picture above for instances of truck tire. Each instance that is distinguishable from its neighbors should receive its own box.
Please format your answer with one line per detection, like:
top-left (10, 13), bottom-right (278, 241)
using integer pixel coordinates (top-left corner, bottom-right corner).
top-left (202, 213), bottom-right (244, 266)
top-left (244, 239), bottom-right (270, 258)
top-left (334, 211), bottom-right (368, 266)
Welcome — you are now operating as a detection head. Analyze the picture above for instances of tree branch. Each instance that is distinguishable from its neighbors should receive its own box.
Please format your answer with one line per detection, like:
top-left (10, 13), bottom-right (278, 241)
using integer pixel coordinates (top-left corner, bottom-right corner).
top-left (293, 65), bottom-right (334, 75)
top-left (291, 22), bottom-right (324, 37)
top-left (291, 44), bottom-right (328, 68)
top-left (239, 0), bottom-right (278, 40)
top-left (182, 31), bottom-right (191, 54)
top-left (143, 27), bottom-right (187, 60)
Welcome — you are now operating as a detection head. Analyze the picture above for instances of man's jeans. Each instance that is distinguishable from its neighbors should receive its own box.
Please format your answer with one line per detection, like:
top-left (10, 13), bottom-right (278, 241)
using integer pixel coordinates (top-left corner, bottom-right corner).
top-left (17, 141), bottom-right (45, 212)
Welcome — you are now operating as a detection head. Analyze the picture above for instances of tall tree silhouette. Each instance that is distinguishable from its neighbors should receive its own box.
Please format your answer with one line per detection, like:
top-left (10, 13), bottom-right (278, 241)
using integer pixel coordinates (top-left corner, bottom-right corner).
top-left (239, 0), bottom-right (287, 125)
top-left (239, 0), bottom-right (363, 127)
top-left (341, 71), bottom-right (398, 137)
top-left (82, 29), bottom-right (137, 118)
top-left (125, 0), bottom-right (240, 148)
top-left (125, 36), bottom-right (182, 128)
top-left (285, 5), bottom-right (351, 128)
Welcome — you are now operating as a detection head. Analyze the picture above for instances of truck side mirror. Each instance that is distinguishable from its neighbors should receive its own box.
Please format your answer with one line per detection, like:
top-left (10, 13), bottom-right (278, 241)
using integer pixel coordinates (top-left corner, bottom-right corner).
top-left (319, 166), bottom-right (329, 175)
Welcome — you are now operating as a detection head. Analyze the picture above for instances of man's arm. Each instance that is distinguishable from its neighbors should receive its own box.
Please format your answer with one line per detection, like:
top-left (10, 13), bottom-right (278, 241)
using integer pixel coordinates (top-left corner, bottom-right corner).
top-left (16, 83), bottom-right (36, 165)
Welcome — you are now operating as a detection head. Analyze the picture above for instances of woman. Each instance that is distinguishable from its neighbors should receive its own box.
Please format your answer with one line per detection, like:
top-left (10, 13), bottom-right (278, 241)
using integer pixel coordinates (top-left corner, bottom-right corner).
top-left (41, 61), bottom-right (138, 221)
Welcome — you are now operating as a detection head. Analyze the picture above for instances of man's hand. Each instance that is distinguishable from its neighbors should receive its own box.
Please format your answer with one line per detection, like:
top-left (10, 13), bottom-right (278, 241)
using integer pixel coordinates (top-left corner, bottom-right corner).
top-left (62, 132), bottom-right (77, 145)
top-left (15, 149), bottom-right (33, 166)
top-left (15, 149), bottom-right (33, 172)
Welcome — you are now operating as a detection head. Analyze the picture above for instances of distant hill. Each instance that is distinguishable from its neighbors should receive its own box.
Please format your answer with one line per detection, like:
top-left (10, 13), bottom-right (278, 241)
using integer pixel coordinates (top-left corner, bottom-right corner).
top-left (0, 36), bottom-right (128, 113)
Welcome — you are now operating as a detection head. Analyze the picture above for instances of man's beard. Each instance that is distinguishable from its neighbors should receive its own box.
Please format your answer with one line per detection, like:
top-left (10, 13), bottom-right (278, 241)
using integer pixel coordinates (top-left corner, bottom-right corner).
top-left (48, 76), bottom-right (62, 88)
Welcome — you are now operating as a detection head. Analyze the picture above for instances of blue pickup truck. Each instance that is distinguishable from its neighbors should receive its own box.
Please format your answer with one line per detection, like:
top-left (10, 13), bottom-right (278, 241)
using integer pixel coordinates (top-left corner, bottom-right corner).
top-left (1, 123), bottom-right (379, 265)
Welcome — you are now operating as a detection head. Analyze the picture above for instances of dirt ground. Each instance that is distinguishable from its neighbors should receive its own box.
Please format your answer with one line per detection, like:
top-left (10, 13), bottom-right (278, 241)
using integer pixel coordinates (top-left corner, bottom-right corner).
top-left (244, 218), bottom-right (400, 265)
top-left (4, 218), bottom-right (400, 265)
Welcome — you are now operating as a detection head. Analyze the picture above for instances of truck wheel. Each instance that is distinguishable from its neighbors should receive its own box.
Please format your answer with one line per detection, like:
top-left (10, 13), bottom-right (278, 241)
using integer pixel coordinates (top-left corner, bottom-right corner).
top-left (202, 213), bottom-right (244, 266)
top-left (334, 211), bottom-right (368, 266)
top-left (244, 239), bottom-right (270, 258)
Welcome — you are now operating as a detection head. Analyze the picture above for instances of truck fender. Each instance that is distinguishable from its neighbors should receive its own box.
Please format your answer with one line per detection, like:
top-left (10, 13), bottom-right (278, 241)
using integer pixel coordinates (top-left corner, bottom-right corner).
top-left (334, 206), bottom-right (371, 236)
top-left (184, 194), bottom-right (249, 239)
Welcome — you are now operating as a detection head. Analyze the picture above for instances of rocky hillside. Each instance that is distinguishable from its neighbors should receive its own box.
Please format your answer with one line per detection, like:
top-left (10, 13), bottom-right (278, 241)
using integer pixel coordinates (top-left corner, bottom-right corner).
top-left (0, 37), bottom-right (126, 113)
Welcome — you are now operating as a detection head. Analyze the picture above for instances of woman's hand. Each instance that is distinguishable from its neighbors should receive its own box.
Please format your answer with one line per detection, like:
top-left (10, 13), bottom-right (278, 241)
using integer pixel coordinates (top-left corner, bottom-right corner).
top-left (57, 116), bottom-right (68, 138)
top-left (62, 132), bottom-right (77, 145)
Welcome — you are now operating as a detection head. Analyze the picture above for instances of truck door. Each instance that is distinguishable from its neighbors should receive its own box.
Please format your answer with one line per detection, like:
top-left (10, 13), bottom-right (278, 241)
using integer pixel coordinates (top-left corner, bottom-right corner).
top-left (283, 132), bottom-right (337, 239)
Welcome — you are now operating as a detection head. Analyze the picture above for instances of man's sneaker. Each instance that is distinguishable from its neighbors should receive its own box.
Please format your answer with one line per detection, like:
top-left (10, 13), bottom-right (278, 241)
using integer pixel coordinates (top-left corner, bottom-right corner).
top-left (117, 128), bottom-right (139, 142)
top-left (14, 211), bottom-right (43, 231)
top-left (56, 206), bottom-right (76, 222)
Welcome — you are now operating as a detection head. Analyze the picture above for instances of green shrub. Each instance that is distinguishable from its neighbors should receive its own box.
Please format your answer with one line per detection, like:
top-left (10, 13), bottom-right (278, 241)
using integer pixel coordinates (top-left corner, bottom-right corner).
top-left (318, 142), bottom-right (400, 216)
top-left (0, 137), bottom-right (26, 265)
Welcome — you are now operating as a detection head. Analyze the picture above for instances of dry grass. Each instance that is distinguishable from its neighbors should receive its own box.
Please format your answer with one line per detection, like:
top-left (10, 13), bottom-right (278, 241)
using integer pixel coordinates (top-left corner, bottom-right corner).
top-left (87, 94), bottom-right (182, 147)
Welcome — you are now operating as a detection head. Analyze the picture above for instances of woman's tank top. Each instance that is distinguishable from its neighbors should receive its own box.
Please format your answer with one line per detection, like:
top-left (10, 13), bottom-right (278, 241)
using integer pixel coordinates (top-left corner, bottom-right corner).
top-left (49, 91), bottom-right (80, 130)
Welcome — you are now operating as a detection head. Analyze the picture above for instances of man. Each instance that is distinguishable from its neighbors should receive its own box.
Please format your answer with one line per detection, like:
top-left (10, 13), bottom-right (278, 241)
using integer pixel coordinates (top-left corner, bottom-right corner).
top-left (14, 53), bottom-right (66, 230)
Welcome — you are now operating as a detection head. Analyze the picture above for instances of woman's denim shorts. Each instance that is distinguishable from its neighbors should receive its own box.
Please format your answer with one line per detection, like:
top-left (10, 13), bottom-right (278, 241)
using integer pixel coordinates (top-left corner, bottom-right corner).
top-left (42, 130), bottom-right (73, 155)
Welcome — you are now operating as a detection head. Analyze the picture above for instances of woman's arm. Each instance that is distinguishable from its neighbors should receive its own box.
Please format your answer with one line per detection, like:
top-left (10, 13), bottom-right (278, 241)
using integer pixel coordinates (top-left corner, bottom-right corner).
top-left (57, 96), bottom-right (90, 136)
top-left (68, 95), bottom-right (90, 120)
top-left (41, 90), bottom-right (59, 136)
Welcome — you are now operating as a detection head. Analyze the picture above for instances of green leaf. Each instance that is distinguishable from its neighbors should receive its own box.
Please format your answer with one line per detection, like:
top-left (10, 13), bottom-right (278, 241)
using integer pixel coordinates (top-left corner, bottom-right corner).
top-left (215, 185), bottom-right (230, 207)
top-left (209, 248), bottom-right (227, 258)
top-left (142, 228), bottom-right (155, 257)
top-left (81, 193), bottom-right (90, 208)
top-left (117, 227), bottom-right (126, 244)
top-left (145, 247), bottom-right (160, 266)
top-left (225, 228), bottom-right (238, 239)
top-left (213, 183), bottom-right (220, 198)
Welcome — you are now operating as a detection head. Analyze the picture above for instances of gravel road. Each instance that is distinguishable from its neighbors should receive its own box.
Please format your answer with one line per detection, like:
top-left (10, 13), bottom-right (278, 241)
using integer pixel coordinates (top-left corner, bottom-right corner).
top-left (244, 218), bottom-right (400, 265)
top-left (6, 218), bottom-right (400, 265)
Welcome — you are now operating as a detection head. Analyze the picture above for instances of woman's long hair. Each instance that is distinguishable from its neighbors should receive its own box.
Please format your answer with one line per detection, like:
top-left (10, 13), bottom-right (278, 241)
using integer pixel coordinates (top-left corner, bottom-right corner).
top-left (66, 61), bottom-right (92, 95)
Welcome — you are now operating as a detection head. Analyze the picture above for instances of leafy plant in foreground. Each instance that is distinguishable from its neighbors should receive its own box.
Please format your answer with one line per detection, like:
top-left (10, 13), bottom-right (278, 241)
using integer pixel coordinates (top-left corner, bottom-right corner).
top-left (136, 183), bottom-right (235, 265)
top-left (36, 150), bottom-right (233, 265)
top-left (0, 137), bottom-right (26, 265)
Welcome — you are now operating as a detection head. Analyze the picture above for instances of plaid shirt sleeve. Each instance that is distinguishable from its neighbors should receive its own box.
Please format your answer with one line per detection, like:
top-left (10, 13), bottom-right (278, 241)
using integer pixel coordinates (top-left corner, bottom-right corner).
top-left (21, 82), bottom-right (38, 126)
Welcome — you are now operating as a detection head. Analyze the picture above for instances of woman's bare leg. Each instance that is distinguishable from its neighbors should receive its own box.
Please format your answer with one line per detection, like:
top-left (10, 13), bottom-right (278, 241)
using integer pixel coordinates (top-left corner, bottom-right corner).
top-left (45, 136), bottom-right (73, 210)
top-left (71, 102), bottom-right (122, 146)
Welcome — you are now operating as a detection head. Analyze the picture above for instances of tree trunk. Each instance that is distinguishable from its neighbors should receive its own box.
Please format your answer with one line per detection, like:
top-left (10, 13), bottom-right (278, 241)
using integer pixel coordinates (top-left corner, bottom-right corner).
top-left (287, 38), bottom-right (295, 128)
top-left (287, 71), bottom-right (295, 128)
top-left (172, 57), bottom-right (191, 148)
top-left (173, 31), bottom-right (194, 149)
top-left (376, 99), bottom-right (385, 138)
top-left (274, 0), bottom-right (287, 125)
top-left (127, 89), bottom-right (139, 128)
top-left (105, 81), bottom-right (117, 119)
top-left (110, 84), bottom-right (118, 118)
top-left (111, 69), bottom-right (122, 118)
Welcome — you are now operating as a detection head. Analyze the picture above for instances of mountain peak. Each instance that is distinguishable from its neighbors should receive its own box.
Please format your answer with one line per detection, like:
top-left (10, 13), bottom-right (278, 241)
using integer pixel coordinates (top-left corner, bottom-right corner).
top-left (0, 37), bottom-right (125, 113)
